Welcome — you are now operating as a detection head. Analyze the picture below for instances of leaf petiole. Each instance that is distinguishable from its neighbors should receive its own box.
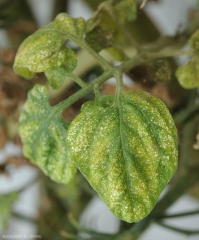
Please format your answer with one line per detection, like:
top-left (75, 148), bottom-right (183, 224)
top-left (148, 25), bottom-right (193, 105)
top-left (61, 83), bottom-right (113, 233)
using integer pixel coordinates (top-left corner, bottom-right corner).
top-left (67, 72), bottom-right (87, 88)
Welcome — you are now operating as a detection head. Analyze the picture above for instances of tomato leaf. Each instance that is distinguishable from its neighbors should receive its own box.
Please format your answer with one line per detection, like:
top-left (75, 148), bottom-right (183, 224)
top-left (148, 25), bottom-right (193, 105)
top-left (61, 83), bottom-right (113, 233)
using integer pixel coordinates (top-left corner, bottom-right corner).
top-left (67, 91), bottom-right (178, 222)
top-left (13, 27), bottom-right (67, 76)
top-left (176, 57), bottom-right (199, 89)
top-left (45, 67), bottom-right (71, 90)
top-left (13, 13), bottom-right (85, 79)
top-left (188, 29), bottom-right (199, 52)
top-left (176, 30), bottom-right (199, 89)
top-left (19, 84), bottom-right (76, 184)
top-left (53, 13), bottom-right (86, 39)
top-left (85, 0), bottom-right (137, 53)
top-left (112, 0), bottom-right (137, 23)
top-left (44, 48), bottom-right (77, 89)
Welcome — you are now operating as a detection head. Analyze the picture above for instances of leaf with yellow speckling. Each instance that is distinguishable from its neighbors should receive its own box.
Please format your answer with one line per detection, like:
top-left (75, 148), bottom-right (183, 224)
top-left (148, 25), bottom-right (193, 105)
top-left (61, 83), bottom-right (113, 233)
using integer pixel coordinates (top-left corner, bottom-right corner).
top-left (67, 91), bottom-right (178, 222)
top-left (13, 13), bottom-right (85, 81)
top-left (176, 57), bottom-right (199, 89)
top-left (54, 13), bottom-right (86, 39)
top-left (19, 84), bottom-right (76, 184)
top-left (44, 48), bottom-right (77, 89)
top-left (13, 28), bottom-right (75, 78)
top-left (176, 29), bottom-right (199, 89)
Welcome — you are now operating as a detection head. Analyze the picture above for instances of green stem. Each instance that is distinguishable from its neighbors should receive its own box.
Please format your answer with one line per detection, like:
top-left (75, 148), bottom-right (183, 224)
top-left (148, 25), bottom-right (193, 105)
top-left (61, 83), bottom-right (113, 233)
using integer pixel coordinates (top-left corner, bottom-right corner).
top-left (114, 69), bottom-right (124, 104)
top-left (118, 49), bottom-right (192, 73)
top-left (155, 209), bottom-right (199, 219)
top-left (79, 38), bottom-right (113, 71)
top-left (54, 70), bottom-right (112, 113)
top-left (42, 28), bottom-right (112, 71)
top-left (68, 72), bottom-right (87, 88)
top-left (12, 212), bottom-right (37, 224)
top-left (68, 34), bottom-right (113, 71)
top-left (68, 214), bottom-right (113, 239)
top-left (155, 221), bottom-right (199, 235)
top-left (94, 83), bottom-right (101, 102)
top-left (54, 50), bottom-right (159, 114)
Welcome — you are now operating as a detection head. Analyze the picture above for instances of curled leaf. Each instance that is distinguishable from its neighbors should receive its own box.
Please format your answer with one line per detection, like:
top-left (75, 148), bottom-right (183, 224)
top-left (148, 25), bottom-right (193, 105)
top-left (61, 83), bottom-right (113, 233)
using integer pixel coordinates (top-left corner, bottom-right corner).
top-left (45, 67), bottom-right (71, 90)
top-left (13, 29), bottom-right (71, 75)
top-left (67, 91), bottom-right (178, 222)
top-left (13, 13), bottom-right (85, 79)
top-left (45, 48), bottom-right (77, 89)
top-left (19, 84), bottom-right (76, 184)
top-left (54, 13), bottom-right (86, 39)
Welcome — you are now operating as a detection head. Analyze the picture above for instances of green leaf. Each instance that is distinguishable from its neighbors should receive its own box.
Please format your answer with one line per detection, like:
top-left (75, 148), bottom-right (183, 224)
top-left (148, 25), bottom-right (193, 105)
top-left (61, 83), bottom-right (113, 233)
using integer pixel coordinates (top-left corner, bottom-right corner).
top-left (0, 192), bottom-right (18, 230)
top-left (54, 13), bottom-right (86, 39)
top-left (44, 48), bottom-right (77, 89)
top-left (13, 13), bottom-right (84, 79)
top-left (175, 30), bottom-right (199, 89)
top-left (67, 91), bottom-right (178, 222)
top-left (13, 28), bottom-right (70, 75)
top-left (85, 0), bottom-right (137, 52)
top-left (112, 0), bottom-right (137, 23)
top-left (45, 67), bottom-right (71, 89)
top-left (189, 29), bottom-right (199, 52)
top-left (176, 57), bottom-right (199, 89)
top-left (19, 84), bottom-right (76, 184)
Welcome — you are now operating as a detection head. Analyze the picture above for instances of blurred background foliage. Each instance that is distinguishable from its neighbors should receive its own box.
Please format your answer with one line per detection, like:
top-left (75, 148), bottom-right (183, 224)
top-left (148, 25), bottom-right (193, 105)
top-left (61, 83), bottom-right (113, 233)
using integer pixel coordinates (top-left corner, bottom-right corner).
top-left (0, 0), bottom-right (199, 239)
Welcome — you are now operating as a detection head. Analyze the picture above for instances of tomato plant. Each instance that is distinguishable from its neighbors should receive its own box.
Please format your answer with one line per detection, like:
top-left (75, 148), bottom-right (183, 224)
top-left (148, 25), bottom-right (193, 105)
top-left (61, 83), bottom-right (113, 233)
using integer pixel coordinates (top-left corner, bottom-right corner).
top-left (2, 0), bottom-right (198, 238)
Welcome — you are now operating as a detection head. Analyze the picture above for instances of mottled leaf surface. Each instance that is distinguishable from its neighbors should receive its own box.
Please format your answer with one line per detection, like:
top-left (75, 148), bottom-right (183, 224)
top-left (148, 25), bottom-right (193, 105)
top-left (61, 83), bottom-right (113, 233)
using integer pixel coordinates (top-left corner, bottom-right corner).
top-left (13, 13), bottom-right (85, 82)
top-left (176, 30), bottom-right (199, 89)
top-left (19, 84), bottom-right (76, 184)
top-left (67, 91), bottom-right (178, 222)
top-left (45, 67), bottom-right (71, 90)
top-left (44, 48), bottom-right (77, 89)
top-left (176, 57), bottom-right (199, 89)
top-left (54, 13), bottom-right (86, 39)
top-left (189, 29), bottom-right (199, 52)
top-left (13, 29), bottom-right (67, 76)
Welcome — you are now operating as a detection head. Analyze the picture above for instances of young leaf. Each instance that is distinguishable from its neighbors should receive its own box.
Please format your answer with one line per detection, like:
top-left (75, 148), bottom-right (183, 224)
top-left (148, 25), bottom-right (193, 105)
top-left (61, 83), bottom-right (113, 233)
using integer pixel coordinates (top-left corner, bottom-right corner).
top-left (112, 0), bottom-right (137, 23)
top-left (67, 91), bottom-right (178, 222)
top-left (19, 84), bottom-right (76, 184)
top-left (45, 67), bottom-right (71, 90)
top-left (53, 13), bottom-right (86, 39)
top-left (13, 13), bottom-right (85, 79)
top-left (176, 57), bottom-right (199, 89)
top-left (85, 0), bottom-right (137, 52)
top-left (13, 29), bottom-right (71, 75)
top-left (44, 48), bottom-right (77, 89)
